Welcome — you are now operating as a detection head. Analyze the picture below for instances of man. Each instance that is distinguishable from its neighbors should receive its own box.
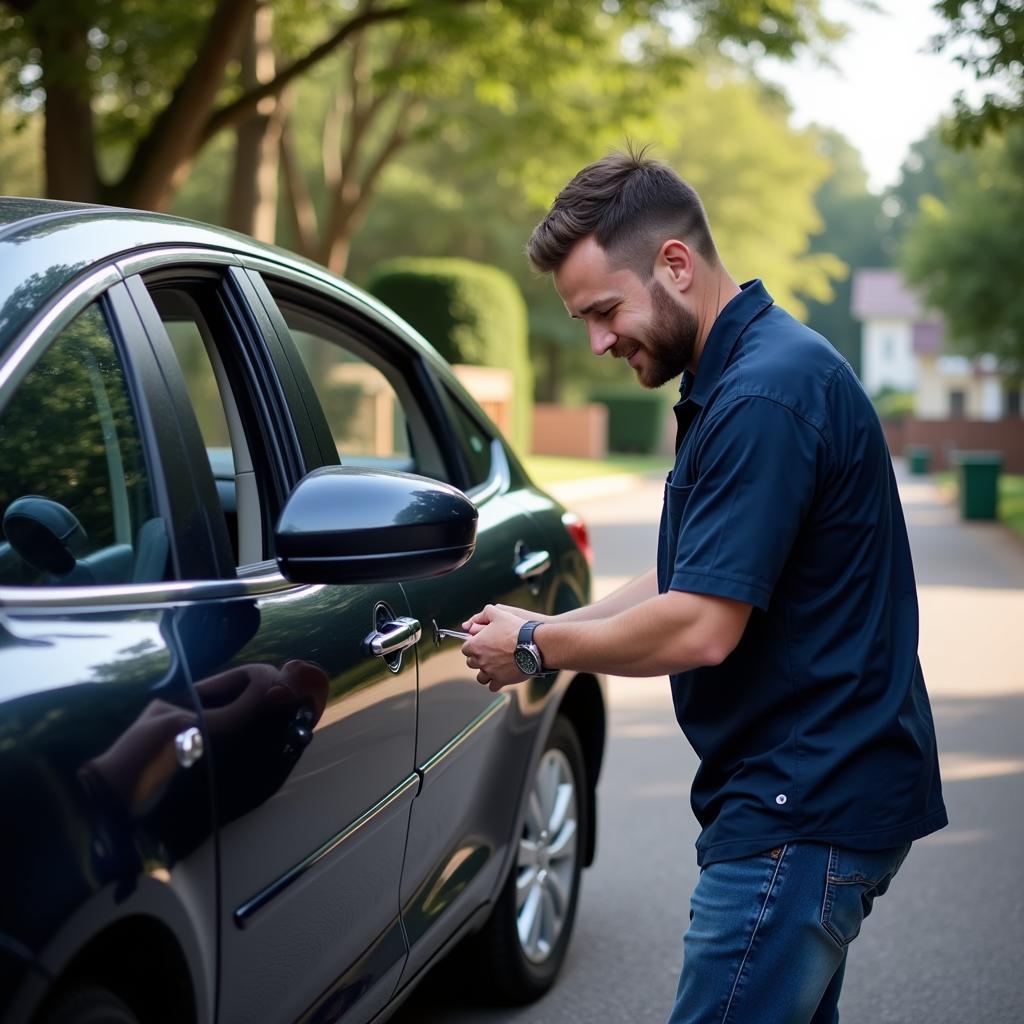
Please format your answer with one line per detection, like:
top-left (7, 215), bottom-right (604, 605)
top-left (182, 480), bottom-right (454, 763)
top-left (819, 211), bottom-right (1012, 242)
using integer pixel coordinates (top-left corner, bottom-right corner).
top-left (461, 149), bottom-right (946, 1023)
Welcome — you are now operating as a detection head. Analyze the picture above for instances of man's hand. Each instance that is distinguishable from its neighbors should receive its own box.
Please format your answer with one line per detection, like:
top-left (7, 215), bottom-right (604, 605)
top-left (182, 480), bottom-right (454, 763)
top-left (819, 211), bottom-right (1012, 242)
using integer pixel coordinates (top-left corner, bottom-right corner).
top-left (462, 603), bottom-right (544, 635)
top-left (461, 604), bottom-right (536, 691)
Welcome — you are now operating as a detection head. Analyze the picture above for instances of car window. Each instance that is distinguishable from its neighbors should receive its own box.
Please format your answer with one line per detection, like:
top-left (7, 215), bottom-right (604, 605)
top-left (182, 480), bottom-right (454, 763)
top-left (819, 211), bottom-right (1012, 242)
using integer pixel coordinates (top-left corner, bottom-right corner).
top-left (149, 286), bottom-right (264, 567)
top-left (445, 388), bottom-right (494, 488)
top-left (277, 304), bottom-right (447, 481)
top-left (0, 302), bottom-right (167, 586)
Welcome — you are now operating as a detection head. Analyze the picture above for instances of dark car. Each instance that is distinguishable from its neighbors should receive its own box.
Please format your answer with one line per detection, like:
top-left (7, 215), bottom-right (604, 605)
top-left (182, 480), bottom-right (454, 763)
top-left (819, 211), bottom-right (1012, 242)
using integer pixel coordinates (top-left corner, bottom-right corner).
top-left (0, 198), bottom-right (606, 1024)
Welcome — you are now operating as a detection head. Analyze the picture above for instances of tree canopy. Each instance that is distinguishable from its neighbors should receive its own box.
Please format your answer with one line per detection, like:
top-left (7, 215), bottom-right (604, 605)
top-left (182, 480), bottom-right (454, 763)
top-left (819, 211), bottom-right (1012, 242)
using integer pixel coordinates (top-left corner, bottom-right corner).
top-left (901, 122), bottom-right (1024, 369)
top-left (931, 0), bottom-right (1024, 146)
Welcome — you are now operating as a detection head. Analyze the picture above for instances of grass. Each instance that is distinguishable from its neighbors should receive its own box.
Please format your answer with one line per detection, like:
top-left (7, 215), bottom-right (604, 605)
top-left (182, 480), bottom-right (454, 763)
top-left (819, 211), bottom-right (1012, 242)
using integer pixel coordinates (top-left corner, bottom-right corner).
top-left (934, 470), bottom-right (1024, 540)
top-left (522, 453), bottom-right (672, 485)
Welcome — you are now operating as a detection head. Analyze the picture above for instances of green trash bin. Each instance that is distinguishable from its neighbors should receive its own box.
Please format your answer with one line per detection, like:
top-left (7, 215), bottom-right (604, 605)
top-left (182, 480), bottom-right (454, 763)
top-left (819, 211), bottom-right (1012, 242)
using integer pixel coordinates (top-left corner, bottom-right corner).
top-left (953, 450), bottom-right (1003, 520)
top-left (905, 444), bottom-right (932, 475)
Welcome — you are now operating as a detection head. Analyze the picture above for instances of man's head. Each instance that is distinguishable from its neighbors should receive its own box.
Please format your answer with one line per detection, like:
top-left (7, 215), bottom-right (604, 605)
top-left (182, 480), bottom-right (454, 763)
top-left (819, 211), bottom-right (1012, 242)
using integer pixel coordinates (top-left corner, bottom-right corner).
top-left (528, 148), bottom-right (726, 388)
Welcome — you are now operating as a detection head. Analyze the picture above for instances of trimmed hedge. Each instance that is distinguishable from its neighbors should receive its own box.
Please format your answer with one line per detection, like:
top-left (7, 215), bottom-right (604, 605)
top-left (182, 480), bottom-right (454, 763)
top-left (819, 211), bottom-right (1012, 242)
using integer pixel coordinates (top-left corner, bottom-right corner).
top-left (590, 387), bottom-right (665, 454)
top-left (366, 258), bottom-right (532, 452)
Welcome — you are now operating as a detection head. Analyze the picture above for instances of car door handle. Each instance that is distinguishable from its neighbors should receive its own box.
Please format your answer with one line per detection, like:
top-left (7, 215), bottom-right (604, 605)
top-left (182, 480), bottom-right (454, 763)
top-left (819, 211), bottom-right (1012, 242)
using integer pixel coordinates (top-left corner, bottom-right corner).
top-left (514, 549), bottom-right (551, 581)
top-left (366, 617), bottom-right (422, 657)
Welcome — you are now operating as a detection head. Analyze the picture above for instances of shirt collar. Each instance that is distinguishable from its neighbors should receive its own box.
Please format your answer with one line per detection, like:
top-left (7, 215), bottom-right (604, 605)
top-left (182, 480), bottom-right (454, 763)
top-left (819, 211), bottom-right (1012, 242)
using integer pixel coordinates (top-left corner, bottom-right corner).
top-left (678, 279), bottom-right (774, 407)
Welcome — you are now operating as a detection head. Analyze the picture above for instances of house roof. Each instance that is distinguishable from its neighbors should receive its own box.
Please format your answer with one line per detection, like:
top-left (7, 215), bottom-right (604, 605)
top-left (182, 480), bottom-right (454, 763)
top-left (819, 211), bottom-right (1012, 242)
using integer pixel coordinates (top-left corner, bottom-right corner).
top-left (851, 268), bottom-right (929, 320)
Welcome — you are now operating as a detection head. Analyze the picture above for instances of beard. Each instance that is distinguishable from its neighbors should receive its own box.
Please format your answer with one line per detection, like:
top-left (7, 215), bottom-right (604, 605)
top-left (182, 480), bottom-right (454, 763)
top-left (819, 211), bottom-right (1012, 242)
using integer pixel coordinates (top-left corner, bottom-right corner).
top-left (622, 281), bottom-right (700, 389)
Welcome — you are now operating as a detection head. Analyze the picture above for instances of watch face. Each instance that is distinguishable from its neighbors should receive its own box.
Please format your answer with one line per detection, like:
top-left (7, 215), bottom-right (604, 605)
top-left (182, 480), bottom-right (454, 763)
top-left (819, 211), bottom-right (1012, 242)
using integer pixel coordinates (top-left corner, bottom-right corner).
top-left (514, 646), bottom-right (540, 675)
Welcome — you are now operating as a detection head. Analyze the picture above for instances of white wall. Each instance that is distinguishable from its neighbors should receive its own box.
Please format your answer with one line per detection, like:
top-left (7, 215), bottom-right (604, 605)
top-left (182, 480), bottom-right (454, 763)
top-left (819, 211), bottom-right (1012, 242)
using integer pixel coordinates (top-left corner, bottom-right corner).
top-left (862, 319), bottom-right (917, 395)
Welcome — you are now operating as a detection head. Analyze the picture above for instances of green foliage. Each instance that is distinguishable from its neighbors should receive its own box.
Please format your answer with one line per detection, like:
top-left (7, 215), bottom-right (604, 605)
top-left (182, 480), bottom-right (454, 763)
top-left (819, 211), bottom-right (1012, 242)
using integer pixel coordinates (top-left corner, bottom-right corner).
top-left (589, 387), bottom-right (666, 455)
top-left (871, 387), bottom-right (916, 422)
top-left (931, 0), bottom-right (1024, 146)
top-left (802, 128), bottom-right (889, 374)
top-left (882, 121), bottom-right (972, 252)
top-left (901, 123), bottom-right (1024, 367)
top-left (366, 258), bottom-right (533, 451)
top-left (348, 58), bottom-right (843, 407)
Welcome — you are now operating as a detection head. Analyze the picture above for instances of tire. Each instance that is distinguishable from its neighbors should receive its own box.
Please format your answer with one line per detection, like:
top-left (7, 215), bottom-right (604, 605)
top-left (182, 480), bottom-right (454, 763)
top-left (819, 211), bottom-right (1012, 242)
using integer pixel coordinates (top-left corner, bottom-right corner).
top-left (472, 714), bottom-right (590, 1004)
top-left (36, 985), bottom-right (140, 1024)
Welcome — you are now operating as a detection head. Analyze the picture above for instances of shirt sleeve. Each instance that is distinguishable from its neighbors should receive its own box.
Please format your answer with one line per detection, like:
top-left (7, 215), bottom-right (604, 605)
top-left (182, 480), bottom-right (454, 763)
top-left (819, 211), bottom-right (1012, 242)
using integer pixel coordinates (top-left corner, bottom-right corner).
top-left (667, 395), bottom-right (827, 610)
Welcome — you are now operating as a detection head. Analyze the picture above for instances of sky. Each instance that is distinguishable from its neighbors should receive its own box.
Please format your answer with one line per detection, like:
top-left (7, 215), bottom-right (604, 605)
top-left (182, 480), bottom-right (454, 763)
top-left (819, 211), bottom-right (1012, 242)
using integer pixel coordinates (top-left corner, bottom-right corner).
top-left (760, 0), bottom-right (984, 193)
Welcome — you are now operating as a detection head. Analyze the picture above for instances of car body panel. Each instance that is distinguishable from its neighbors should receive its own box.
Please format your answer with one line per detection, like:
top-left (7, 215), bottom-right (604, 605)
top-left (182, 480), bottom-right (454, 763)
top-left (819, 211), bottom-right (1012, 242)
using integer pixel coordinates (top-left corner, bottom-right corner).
top-left (0, 199), bottom-right (606, 1024)
top-left (0, 604), bottom-right (218, 1024)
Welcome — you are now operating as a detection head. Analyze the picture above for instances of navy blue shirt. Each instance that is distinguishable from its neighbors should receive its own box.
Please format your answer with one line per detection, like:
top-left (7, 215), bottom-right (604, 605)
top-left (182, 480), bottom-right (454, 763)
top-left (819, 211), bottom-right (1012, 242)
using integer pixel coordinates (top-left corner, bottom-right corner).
top-left (658, 280), bottom-right (947, 866)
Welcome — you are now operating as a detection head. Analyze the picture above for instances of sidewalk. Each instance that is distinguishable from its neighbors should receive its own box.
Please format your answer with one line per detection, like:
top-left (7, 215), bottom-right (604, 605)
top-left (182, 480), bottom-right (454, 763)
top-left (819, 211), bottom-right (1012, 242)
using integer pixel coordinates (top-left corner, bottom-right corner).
top-left (897, 459), bottom-right (1024, 698)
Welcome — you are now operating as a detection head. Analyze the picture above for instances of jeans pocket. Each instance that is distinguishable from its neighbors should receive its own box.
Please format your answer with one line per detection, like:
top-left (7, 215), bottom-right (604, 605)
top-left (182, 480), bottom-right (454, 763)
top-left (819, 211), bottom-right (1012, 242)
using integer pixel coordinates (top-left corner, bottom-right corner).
top-left (820, 844), bottom-right (911, 947)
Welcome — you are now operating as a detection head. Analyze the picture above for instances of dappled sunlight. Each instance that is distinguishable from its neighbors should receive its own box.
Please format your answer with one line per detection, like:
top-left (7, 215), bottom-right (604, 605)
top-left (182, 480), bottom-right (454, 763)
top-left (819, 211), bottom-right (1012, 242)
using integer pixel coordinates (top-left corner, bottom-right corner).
top-left (626, 781), bottom-right (691, 800)
top-left (938, 751), bottom-right (1024, 782)
top-left (611, 722), bottom-right (680, 739)
top-left (918, 586), bottom-right (1024, 697)
top-left (918, 827), bottom-right (992, 847)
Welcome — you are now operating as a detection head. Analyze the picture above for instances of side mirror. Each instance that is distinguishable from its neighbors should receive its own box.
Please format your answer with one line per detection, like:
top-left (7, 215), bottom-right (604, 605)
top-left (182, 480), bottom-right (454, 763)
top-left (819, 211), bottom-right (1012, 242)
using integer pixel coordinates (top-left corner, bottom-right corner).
top-left (275, 466), bottom-right (478, 585)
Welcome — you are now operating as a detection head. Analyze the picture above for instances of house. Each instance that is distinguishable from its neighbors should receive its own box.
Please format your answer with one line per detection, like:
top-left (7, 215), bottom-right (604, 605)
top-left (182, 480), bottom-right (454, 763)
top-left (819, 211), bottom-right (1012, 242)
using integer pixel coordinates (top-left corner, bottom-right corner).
top-left (851, 268), bottom-right (1020, 420)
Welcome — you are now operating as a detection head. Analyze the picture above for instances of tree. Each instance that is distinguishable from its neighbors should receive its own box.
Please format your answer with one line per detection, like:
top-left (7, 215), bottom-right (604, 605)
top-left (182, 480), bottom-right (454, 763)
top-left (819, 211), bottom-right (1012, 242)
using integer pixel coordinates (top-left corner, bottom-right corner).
top-left (0, 0), bottom-right (839, 214)
top-left (931, 0), bottom-right (1024, 145)
top-left (901, 123), bottom-right (1024, 369)
top-left (344, 62), bottom-right (843, 400)
top-left (801, 129), bottom-right (888, 373)
top-left (882, 120), bottom-right (972, 254)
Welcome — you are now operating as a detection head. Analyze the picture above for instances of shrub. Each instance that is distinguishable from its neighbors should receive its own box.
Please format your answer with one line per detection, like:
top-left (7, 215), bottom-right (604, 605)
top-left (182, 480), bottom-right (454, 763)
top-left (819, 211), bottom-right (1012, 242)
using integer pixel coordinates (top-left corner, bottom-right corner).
top-left (872, 387), bottom-right (916, 422)
top-left (590, 387), bottom-right (666, 454)
top-left (367, 258), bottom-right (532, 452)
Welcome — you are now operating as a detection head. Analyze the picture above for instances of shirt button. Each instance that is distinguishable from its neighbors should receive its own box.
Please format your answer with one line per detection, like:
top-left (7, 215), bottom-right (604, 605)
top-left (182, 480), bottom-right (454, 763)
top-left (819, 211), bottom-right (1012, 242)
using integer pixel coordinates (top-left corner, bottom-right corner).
top-left (775, 794), bottom-right (788, 805)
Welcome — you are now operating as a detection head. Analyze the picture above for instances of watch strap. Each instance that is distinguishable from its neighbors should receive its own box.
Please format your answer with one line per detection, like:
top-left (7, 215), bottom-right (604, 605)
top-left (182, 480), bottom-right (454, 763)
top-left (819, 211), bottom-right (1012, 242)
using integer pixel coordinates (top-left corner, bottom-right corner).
top-left (517, 620), bottom-right (542, 647)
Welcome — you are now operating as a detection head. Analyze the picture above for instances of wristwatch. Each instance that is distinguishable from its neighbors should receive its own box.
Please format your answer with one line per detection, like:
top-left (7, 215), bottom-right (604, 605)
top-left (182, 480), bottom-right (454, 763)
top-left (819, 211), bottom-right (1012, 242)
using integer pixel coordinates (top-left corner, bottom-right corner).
top-left (514, 620), bottom-right (548, 677)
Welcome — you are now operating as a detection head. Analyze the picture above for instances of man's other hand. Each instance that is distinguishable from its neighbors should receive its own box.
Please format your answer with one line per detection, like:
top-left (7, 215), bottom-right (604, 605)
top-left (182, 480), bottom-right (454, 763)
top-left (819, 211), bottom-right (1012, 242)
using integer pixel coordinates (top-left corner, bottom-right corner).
top-left (461, 604), bottom-right (536, 691)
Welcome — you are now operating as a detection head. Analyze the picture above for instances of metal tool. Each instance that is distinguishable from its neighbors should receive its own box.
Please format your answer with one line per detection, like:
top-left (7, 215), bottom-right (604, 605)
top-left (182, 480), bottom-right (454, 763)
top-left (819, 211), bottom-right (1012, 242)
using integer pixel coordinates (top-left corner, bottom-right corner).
top-left (432, 620), bottom-right (472, 644)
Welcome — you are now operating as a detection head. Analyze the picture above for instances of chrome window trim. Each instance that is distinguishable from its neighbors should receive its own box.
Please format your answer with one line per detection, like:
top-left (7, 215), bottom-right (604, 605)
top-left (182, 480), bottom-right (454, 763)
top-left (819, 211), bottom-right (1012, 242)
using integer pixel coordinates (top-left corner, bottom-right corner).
top-left (418, 693), bottom-right (510, 778)
top-left (115, 246), bottom-right (242, 277)
top-left (0, 567), bottom-right (309, 611)
top-left (0, 265), bottom-right (122, 402)
top-left (466, 439), bottom-right (510, 506)
top-left (234, 772), bottom-right (421, 927)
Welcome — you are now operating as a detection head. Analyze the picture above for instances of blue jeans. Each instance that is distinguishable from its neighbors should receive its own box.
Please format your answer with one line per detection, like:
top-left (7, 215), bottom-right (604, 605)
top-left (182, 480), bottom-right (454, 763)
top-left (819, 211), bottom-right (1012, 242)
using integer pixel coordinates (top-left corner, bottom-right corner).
top-left (668, 842), bottom-right (911, 1024)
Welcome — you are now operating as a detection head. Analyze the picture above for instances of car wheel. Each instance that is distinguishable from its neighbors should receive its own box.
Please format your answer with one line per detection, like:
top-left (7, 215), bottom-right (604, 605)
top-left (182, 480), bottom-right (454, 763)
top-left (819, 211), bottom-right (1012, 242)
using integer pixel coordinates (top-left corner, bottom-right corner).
top-left (37, 985), bottom-right (140, 1024)
top-left (473, 714), bottom-right (589, 1004)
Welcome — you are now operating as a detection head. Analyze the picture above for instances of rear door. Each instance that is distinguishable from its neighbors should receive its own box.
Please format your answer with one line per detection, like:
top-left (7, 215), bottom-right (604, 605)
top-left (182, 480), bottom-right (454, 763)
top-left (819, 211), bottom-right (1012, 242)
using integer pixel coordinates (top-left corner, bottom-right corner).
top-left (121, 259), bottom-right (417, 1024)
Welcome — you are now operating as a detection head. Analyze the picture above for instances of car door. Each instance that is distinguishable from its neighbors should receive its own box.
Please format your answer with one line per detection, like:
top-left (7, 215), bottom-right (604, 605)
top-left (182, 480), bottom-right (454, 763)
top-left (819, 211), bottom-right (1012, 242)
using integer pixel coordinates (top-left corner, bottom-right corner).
top-left (0, 284), bottom-right (221, 1024)
top-left (248, 273), bottom-right (558, 978)
top-left (121, 261), bottom-right (418, 1024)
top-left (396, 388), bottom-right (560, 978)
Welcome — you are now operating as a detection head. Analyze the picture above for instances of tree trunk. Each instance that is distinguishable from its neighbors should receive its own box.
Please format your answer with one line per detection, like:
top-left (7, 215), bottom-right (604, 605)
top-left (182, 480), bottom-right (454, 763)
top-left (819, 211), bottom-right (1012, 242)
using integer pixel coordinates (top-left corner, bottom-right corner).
top-left (36, 15), bottom-right (99, 202)
top-left (114, 0), bottom-right (258, 210)
top-left (227, 3), bottom-right (284, 241)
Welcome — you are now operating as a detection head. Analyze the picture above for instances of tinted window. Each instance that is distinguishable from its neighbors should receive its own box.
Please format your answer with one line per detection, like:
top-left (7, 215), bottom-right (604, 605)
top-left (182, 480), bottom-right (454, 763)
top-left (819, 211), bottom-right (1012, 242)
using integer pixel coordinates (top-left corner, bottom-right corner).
top-left (276, 303), bottom-right (447, 482)
top-left (447, 390), bottom-right (494, 487)
top-left (0, 303), bottom-right (165, 586)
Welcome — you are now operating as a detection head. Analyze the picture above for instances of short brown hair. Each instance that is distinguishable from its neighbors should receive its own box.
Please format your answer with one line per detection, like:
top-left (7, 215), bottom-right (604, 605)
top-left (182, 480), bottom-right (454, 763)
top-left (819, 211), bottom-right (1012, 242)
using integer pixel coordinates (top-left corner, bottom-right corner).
top-left (527, 147), bottom-right (717, 278)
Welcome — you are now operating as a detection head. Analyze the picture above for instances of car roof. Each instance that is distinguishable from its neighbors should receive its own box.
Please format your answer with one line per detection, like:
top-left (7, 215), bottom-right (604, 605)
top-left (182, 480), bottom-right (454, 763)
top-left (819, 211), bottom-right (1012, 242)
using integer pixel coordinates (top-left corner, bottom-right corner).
top-left (0, 197), bottom-right (447, 373)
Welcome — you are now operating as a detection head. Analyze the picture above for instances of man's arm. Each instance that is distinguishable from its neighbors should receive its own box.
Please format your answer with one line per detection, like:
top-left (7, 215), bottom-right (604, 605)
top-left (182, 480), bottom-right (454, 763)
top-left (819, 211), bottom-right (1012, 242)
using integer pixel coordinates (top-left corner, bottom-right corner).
top-left (462, 589), bottom-right (752, 688)
top-left (463, 568), bottom-right (659, 631)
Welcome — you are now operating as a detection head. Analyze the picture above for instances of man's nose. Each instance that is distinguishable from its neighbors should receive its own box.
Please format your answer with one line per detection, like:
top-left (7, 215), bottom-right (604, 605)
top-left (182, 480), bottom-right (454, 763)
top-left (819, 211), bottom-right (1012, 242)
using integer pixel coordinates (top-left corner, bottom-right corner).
top-left (587, 322), bottom-right (616, 356)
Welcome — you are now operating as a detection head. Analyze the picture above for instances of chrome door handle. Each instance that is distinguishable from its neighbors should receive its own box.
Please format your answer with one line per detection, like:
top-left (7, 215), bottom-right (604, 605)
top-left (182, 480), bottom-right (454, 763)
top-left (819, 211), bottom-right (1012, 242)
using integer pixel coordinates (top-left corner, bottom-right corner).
top-left (366, 617), bottom-right (422, 657)
top-left (514, 549), bottom-right (551, 581)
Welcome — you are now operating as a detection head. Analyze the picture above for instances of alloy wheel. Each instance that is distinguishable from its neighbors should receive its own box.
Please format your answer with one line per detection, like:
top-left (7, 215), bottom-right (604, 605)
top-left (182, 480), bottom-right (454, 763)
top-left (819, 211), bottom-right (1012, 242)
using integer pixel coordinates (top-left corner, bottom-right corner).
top-left (516, 747), bottom-right (579, 964)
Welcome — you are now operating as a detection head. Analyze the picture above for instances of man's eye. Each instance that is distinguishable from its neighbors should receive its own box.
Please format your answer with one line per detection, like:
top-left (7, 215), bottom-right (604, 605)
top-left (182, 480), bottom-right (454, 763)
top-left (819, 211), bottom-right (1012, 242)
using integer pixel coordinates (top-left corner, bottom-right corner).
top-left (597, 307), bottom-right (615, 318)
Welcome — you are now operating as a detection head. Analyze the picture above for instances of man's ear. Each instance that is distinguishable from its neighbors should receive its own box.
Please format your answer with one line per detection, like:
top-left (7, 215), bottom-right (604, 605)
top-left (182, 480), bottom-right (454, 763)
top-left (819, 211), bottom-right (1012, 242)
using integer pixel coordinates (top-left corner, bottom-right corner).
top-left (657, 239), bottom-right (695, 292)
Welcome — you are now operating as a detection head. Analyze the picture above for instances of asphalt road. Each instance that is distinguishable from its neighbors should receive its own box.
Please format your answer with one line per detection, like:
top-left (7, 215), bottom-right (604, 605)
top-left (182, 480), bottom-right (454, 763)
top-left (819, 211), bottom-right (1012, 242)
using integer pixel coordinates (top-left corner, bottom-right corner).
top-left (395, 472), bottom-right (1024, 1024)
